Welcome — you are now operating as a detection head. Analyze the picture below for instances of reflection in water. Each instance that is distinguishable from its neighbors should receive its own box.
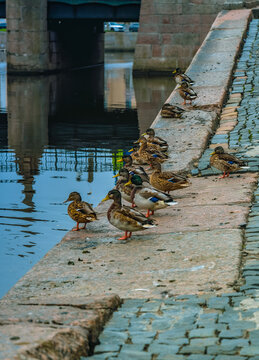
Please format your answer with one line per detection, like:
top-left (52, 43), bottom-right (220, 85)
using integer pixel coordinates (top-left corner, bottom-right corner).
top-left (0, 52), bottom-right (174, 298)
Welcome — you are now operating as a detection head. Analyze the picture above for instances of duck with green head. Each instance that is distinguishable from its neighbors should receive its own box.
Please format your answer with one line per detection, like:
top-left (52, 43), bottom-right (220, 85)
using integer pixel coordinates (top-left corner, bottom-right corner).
top-left (126, 175), bottom-right (178, 218)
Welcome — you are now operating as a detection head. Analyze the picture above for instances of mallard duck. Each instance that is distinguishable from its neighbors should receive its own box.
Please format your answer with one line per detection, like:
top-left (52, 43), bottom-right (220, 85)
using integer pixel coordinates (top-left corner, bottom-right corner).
top-left (142, 128), bottom-right (168, 152)
top-left (161, 103), bottom-right (185, 119)
top-left (126, 175), bottom-right (178, 217)
top-left (64, 192), bottom-right (97, 231)
top-left (136, 136), bottom-right (165, 154)
top-left (118, 154), bottom-right (150, 184)
top-left (149, 159), bottom-right (191, 193)
top-left (128, 145), bottom-right (147, 165)
top-left (102, 189), bottom-right (156, 240)
top-left (210, 146), bottom-right (249, 178)
top-left (137, 136), bottom-right (168, 163)
top-left (177, 82), bottom-right (197, 105)
top-left (113, 168), bottom-right (135, 204)
top-left (172, 68), bottom-right (194, 85)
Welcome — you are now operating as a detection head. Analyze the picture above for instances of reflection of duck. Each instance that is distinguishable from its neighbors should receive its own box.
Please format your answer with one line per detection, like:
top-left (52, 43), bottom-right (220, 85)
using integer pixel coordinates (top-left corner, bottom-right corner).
top-left (210, 146), bottom-right (248, 178)
top-left (126, 175), bottom-right (178, 217)
top-left (142, 128), bottom-right (169, 152)
top-left (150, 159), bottom-right (191, 193)
top-left (102, 189), bottom-right (156, 240)
top-left (64, 192), bottom-right (97, 231)
top-left (172, 67), bottom-right (194, 85)
top-left (177, 82), bottom-right (197, 105)
top-left (161, 103), bottom-right (184, 119)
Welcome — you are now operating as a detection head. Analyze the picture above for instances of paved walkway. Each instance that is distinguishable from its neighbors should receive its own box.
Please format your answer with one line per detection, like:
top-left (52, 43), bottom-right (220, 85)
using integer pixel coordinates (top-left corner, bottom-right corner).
top-left (85, 18), bottom-right (259, 360)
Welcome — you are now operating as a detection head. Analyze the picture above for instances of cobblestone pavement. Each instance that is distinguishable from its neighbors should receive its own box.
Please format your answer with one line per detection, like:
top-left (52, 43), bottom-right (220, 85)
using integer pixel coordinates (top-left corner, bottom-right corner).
top-left (85, 18), bottom-right (259, 360)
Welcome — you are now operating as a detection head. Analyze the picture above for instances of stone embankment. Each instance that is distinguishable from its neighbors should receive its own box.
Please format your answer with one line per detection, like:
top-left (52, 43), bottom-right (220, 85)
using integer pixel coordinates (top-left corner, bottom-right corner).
top-left (1, 8), bottom-right (259, 360)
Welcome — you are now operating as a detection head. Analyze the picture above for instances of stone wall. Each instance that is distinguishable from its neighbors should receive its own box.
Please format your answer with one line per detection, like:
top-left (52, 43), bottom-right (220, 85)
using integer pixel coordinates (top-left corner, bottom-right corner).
top-left (6, 0), bottom-right (49, 74)
top-left (105, 32), bottom-right (138, 52)
top-left (133, 0), bottom-right (227, 73)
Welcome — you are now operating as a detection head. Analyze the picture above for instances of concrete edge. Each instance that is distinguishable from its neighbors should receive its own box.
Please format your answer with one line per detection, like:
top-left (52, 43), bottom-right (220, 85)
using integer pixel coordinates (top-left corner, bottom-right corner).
top-left (151, 8), bottom-right (252, 128)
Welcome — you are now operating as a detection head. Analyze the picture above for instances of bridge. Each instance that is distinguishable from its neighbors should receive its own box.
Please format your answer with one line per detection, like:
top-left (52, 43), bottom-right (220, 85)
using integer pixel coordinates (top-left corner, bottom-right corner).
top-left (0, 0), bottom-right (140, 20)
top-left (1, 0), bottom-right (249, 74)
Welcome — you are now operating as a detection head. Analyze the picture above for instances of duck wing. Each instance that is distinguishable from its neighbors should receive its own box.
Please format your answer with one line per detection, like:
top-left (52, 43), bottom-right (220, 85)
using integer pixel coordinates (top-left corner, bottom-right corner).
top-left (218, 153), bottom-right (246, 166)
top-left (77, 201), bottom-right (96, 216)
top-left (120, 205), bottom-right (154, 224)
top-left (138, 187), bottom-right (173, 202)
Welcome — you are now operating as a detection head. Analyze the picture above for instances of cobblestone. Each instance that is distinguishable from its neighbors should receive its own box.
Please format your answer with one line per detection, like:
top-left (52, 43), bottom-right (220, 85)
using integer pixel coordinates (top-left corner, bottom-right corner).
top-left (89, 16), bottom-right (259, 360)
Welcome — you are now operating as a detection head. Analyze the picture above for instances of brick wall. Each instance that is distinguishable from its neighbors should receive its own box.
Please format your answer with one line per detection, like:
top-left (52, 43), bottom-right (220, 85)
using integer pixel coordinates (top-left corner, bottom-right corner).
top-left (134, 0), bottom-right (226, 73)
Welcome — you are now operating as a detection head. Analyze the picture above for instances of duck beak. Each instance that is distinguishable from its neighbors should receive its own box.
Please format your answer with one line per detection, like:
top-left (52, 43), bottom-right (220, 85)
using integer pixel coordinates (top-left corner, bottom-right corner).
top-left (210, 151), bottom-right (215, 155)
top-left (113, 173), bottom-right (119, 178)
top-left (141, 132), bottom-right (147, 136)
top-left (101, 194), bottom-right (110, 202)
top-left (63, 198), bottom-right (69, 203)
top-left (128, 148), bottom-right (134, 152)
top-left (117, 158), bottom-right (123, 163)
top-left (125, 180), bottom-right (132, 186)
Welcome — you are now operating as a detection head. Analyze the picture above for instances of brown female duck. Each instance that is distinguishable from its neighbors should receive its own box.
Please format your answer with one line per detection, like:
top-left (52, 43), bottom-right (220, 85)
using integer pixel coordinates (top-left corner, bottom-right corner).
top-left (137, 136), bottom-right (168, 164)
top-left (118, 154), bottom-right (150, 184)
top-left (210, 146), bottom-right (248, 178)
top-left (150, 159), bottom-right (191, 193)
top-left (172, 67), bottom-right (194, 86)
top-left (102, 189), bottom-right (156, 240)
top-left (160, 103), bottom-right (185, 119)
top-left (177, 82), bottom-right (197, 105)
top-left (64, 191), bottom-right (97, 231)
top-left (142, 128), bottom-right (169, 152)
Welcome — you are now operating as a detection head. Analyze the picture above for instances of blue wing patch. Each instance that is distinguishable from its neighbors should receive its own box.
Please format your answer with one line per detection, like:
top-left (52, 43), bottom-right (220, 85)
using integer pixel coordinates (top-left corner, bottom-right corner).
top-left (149, 197), bottom-right (159, 203)
top-left (228, 161), bottom-right (234, 164)
top-left (129, 171), bottom-right (135, 175)
top-left (152, 154), bottom-right (159, 158)
top-left (168, 178), bottom-right (176, 183)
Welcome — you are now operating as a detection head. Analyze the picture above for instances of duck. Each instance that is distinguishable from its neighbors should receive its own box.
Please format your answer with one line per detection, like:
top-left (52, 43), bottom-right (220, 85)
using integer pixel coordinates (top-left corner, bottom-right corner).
top-left (210, 146), bottom-right (249, 178)
top-left (177, 82), bottom-right (197, 105)
top-left (113, 168), bottom-right (135, 204)
top-left (136, 136), bottom-right (165, 155)
top-left (127, 145), bottom-right (147, 165)
top-left (137, 136), bottom-right (168, 164)
top-left (149, 159), bottom-right (191, 193)
top-left (64, 191), bottom-right (97, 231)
top-left (126, 175), bottom-right (178, 218)
top-left (172, 67), bottom-right (194, 86)
top-left (102, 189), bottom-right (156, 240)
top-left (161, 103), bottom-right (185, 119)
top-left (142, 128), bottom-right (169, 152)
top-left (118, 154), bottom-right (150, 184)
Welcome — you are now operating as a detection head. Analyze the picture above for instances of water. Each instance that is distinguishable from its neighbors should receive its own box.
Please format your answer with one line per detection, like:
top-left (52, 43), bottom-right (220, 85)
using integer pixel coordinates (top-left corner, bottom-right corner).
top-left (0, 52), bottom-right (174, 298)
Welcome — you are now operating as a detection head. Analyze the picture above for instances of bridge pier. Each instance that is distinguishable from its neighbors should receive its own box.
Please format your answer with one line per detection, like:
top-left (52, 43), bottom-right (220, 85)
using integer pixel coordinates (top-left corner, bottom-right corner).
top-left (6, 0), bottom-right (49, 74)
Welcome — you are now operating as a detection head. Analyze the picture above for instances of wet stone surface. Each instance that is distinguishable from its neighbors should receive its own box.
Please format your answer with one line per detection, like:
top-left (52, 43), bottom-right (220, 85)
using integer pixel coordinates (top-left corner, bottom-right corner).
top-left (88, 18), bottom-right (259, 360)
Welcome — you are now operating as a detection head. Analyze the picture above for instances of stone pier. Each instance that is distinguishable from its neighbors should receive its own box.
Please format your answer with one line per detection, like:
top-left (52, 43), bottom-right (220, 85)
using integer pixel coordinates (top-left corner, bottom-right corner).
top-left (6, 0), bottom-right (49, 74)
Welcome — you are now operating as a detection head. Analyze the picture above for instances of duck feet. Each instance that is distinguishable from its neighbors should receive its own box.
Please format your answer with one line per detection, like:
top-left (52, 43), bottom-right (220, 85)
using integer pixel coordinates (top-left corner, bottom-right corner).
top-left (219, 172), bottom-right (226, 179)
top-left (118, 231), bottom-right (132, 240)
top-left (72, 222), bottom-right (80, 231)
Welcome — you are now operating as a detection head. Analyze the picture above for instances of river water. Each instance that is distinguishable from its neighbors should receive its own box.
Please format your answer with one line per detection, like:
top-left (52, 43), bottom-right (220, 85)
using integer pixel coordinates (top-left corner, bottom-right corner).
top-left (0, 52), bottom-right (174, 298)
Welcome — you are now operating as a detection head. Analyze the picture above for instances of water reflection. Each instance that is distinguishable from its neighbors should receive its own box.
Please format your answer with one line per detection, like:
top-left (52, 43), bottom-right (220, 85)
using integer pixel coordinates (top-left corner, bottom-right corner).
top-left (0, 52), bottom-right (174, 298)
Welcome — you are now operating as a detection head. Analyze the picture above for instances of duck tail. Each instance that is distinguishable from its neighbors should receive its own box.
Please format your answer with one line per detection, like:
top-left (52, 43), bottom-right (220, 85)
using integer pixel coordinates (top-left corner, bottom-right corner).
top-left (240, 166), bottom-right (250, 169)
top-left (166, 200), bottom-right (178, 206)
top-left (143, 223), bottom-right (157, 228)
